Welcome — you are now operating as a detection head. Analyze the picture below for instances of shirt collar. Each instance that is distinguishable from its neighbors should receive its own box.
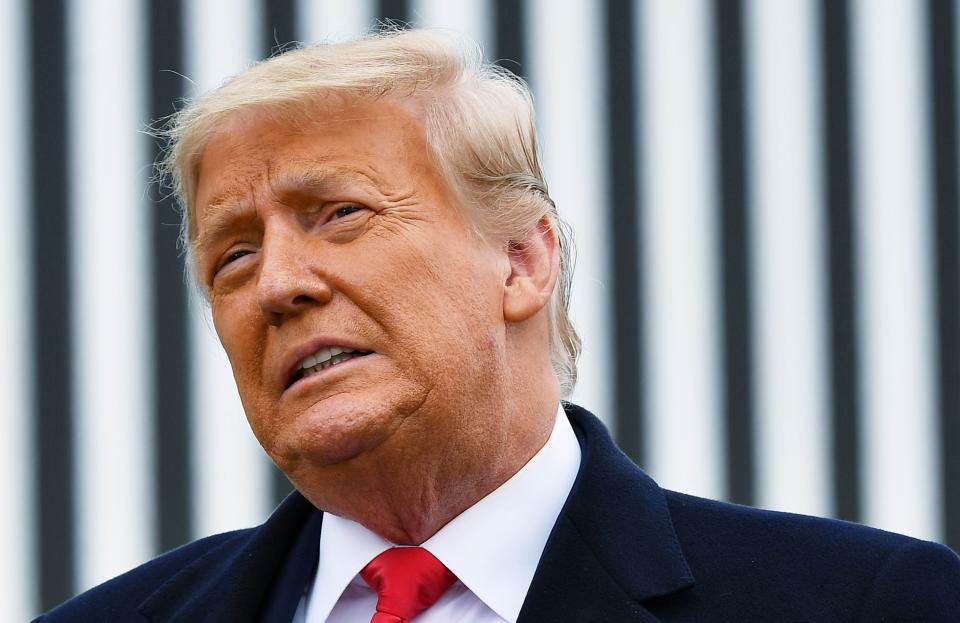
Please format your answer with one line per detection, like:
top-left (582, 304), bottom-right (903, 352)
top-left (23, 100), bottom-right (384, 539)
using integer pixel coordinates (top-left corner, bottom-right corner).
top-left (305, 403), bottom-right (581, 623)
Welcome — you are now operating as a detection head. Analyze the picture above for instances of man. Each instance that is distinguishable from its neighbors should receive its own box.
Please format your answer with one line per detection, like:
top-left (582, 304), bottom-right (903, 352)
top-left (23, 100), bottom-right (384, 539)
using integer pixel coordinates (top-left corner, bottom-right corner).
top-left (39, 29), bottom-right (959, 622)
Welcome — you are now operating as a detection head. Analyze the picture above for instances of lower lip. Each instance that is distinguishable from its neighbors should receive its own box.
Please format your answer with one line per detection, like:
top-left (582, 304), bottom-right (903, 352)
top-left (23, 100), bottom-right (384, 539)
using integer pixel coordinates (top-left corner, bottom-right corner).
top-left (284, 352), bottom-right (375, 395)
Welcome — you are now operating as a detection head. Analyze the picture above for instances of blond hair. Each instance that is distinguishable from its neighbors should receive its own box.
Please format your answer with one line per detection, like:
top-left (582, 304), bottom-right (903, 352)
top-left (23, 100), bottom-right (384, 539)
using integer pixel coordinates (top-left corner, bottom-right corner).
top-left (161, 28), bottom-right (581, 396)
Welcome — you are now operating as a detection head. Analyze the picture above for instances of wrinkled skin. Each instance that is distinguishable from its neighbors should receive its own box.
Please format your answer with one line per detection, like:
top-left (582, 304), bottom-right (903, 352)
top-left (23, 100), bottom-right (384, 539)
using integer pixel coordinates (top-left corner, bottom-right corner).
top-left (193, 96), bottom-right (561, 543)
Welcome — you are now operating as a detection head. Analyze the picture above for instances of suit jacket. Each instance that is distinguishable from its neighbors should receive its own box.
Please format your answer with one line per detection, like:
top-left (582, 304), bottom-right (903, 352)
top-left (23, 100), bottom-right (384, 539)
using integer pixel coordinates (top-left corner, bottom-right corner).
top-left (37, 403), bottom-right (960, 622)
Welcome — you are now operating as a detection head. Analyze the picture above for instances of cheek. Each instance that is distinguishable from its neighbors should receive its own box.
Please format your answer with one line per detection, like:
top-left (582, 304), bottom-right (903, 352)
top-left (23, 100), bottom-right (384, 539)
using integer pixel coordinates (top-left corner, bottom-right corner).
top-left (377, 248), bottom-right (502, 366)
top-left (212, 295), bottom-right (266, 388)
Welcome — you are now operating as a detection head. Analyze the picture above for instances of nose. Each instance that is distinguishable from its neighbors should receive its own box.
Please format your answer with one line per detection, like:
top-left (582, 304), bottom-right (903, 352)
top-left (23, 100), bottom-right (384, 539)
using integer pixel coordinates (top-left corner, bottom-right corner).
top-left (256, 229), bottom-right (332, 325)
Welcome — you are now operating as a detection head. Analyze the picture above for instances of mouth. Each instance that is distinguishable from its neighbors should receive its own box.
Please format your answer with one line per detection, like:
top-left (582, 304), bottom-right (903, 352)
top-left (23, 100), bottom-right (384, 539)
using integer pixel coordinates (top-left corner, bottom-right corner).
top-left (286, 345), bottom-right (374, 389)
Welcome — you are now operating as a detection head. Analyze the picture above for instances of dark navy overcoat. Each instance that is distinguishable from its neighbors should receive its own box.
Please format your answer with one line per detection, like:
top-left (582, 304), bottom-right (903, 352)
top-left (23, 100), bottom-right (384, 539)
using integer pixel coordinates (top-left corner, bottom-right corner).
top-left (37, 404), bottom-right (960, 622)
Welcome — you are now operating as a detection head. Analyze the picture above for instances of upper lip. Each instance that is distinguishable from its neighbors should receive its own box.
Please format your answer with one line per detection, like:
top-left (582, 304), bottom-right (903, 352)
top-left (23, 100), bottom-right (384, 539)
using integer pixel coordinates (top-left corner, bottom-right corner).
top-left (281, 336), bottom-right (374, 390)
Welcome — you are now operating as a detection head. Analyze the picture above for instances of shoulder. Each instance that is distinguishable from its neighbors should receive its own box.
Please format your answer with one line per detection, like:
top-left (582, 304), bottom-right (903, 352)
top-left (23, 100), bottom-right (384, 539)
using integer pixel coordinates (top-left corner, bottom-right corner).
top-left (665, 489), bottom-right (930, 558)
top-left (34, 528), bottom-right (255, 622)
top-left (662, 490), bottom-right (960, 621)
top-left (561, 403), bottom-right (959, 619)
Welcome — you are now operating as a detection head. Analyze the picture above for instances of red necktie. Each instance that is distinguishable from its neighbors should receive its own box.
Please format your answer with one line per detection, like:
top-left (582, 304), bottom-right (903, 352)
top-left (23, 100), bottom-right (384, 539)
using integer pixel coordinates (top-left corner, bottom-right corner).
top-left (359, 547), bottom-right (458, 623)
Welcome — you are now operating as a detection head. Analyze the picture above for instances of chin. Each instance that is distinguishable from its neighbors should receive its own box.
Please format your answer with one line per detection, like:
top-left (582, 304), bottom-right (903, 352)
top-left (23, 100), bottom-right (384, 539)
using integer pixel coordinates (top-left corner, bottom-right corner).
top-left (268, 392), bottom-right (411, 469)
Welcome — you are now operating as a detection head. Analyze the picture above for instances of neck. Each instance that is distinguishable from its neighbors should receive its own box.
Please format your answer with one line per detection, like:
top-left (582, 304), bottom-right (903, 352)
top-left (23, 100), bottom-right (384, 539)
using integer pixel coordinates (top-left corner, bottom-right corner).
top-left (294, 367), bottom-right (561, 544)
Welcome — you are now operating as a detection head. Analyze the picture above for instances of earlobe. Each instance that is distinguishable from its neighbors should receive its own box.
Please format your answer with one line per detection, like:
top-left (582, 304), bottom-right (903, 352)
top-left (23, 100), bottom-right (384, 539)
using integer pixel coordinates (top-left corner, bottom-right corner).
top-left (503, 218), bottom-right (560, 323)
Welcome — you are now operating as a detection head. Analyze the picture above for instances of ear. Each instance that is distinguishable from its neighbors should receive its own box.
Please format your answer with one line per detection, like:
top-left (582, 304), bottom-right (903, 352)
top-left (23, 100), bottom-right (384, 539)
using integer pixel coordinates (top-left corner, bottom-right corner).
top-left (503, 217), bottom-right (560, 323)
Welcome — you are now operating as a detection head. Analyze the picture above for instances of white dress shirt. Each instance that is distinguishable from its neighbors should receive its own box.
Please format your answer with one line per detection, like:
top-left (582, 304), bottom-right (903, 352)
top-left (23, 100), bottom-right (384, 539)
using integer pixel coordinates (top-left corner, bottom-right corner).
top-left (293, 404), bottom-right (582, 623)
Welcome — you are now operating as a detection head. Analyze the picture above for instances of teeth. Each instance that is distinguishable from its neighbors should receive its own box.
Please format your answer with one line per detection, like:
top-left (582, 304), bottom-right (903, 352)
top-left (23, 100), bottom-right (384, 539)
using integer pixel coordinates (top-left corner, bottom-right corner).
top-left (297, 347), bottom-right (364, 379)
top-left (315, 347), bottom-right (332, 365)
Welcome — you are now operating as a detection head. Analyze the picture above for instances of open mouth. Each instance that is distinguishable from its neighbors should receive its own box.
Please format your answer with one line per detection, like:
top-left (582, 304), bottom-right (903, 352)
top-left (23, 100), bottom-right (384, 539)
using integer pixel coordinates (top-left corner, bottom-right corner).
top-left (288, 346), bottom-right (373, 387)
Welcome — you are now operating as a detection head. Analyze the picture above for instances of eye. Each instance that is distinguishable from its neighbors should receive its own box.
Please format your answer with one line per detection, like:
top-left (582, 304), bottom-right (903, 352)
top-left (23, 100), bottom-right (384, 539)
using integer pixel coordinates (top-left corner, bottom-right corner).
top-left (215, 248), bottom-right (254, 275)
top-left (332, 205), bottom-right (362, 220)
top-left (224, 249), bottom-right (251, 265)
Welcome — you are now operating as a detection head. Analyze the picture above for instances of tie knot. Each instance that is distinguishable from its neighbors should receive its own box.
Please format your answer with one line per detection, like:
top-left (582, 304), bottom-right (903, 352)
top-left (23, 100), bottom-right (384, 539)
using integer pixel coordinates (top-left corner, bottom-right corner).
top-left (360, 547), bottom-right (457, 622)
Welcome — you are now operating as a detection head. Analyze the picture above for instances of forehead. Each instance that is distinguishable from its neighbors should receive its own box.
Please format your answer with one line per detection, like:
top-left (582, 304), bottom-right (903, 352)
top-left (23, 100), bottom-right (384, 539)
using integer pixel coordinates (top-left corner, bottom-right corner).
top-left (192, 97), bottom-right (437, 230)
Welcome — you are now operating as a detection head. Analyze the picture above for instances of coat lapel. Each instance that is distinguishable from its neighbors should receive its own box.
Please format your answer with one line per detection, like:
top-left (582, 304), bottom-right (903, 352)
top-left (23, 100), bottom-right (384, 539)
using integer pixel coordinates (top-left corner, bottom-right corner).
top-left (138, 493), bottom-right (320, 623)
top-left (517, 404), bottom-right (695, 623)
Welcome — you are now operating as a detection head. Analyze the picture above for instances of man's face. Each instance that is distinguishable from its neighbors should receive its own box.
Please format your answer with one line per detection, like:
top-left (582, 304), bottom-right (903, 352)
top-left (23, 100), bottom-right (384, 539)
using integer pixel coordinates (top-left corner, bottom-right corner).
top-left (193, 98), bottom-right (510, 477)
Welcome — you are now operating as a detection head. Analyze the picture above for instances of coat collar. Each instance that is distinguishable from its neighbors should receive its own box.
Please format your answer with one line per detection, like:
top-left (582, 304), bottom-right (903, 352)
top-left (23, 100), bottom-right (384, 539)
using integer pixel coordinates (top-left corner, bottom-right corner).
top-left (138, 493), bottom-right (319, 623)
top-left (517, 403), bottom-right (695, 623)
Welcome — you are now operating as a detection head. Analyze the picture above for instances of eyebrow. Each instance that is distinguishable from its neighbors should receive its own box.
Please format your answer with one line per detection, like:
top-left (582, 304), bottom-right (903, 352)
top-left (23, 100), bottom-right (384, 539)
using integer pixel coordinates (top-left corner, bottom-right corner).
top-left (269, 164), bottom-right (384, 199)
top-left (193, 200), bottom-right (257, 265)
top-left (270, 167), bottom-right (339, 198)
